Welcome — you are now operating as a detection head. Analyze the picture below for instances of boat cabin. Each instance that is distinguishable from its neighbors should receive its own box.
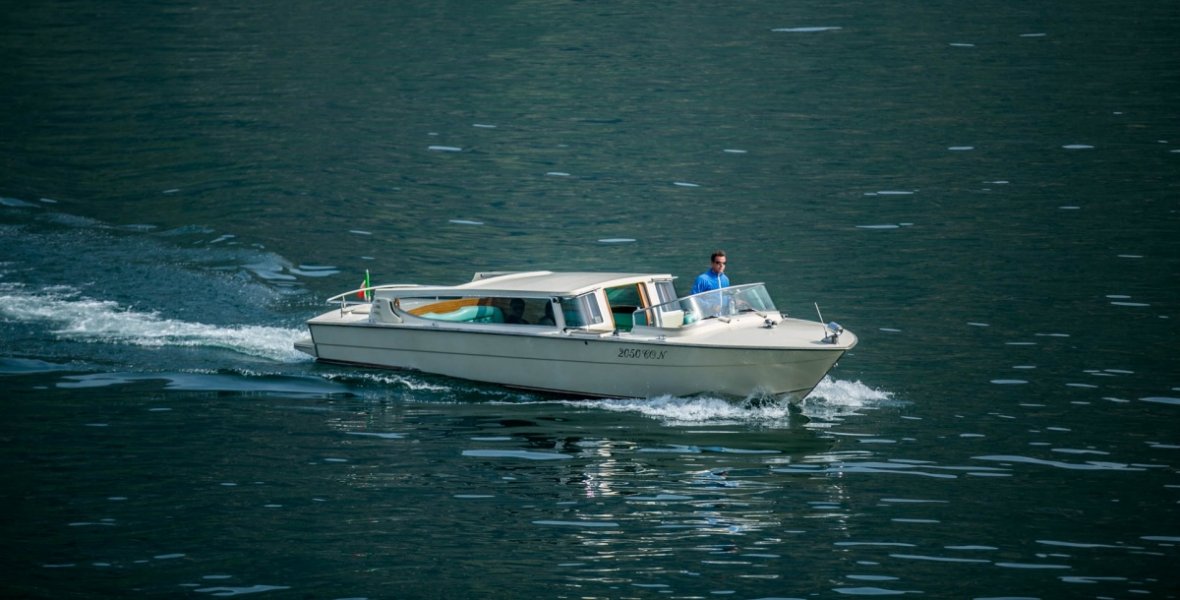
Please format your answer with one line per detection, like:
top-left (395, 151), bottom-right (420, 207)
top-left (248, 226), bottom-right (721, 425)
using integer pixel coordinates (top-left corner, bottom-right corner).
top-left (343, 270), bottom-right (779, 335)
top-left (357, 271), bottom-right (676, 333)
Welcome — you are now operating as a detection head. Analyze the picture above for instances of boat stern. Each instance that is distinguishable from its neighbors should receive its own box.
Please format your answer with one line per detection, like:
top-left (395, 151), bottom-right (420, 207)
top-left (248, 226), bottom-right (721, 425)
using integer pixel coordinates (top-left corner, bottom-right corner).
top-left (294, 337), bottom-right (317, 358)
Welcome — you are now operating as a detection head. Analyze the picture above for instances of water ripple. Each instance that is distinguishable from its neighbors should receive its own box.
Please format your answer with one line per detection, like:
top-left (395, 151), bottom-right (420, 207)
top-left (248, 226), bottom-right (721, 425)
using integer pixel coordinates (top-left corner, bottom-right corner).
top-left (463, 449), bottom-right (572, 460)
top-left (973, 454), bottom-right (1146, 471)
top-left (194, 585), bottom-right (292, 597)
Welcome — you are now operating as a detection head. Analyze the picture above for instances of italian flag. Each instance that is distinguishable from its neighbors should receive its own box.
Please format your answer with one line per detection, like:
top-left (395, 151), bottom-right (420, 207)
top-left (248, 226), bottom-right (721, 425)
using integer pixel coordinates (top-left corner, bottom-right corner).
top-left (357, 270), bottom-right (371, 300)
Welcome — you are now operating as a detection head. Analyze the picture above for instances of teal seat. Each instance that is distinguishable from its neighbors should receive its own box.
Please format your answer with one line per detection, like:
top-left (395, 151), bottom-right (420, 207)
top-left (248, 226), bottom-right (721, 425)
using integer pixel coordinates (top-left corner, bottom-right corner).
top-left (613, 311), bottom-right (633, 331)
top-left (423, 305), bottom-right (504, 323)
top-left (467, 305), bottom-right (504, 323)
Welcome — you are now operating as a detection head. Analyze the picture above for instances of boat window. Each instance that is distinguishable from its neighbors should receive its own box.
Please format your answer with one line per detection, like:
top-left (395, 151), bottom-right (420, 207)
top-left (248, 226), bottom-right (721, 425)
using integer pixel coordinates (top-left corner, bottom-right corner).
top-left (605, 284), bottom-right (642, 307)
top-left (405, 296), bottom-right (562, 326)
top-left (605, 284), bottom-right (646, 331)
top-left (493, 297), bottom-right (553, 325)
top-left (404, 297), bottom-right (505, 323)
top-left (634, 280), bottom-right (683, 327)
top-left (654, 280), bottom-right (677, 305)
top-left (404, 297), bottom-right (479, 316)
top-left (559, 293), bottom-right (603, 328)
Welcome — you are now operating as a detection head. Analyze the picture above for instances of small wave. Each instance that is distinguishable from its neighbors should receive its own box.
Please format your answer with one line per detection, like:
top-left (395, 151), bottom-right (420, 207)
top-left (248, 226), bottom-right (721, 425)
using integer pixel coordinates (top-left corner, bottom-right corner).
top-left (774, 462), bottom-right (961, 479)
top-left (0, 357), bottom-right (80, 375)
top-left (289, 264), bottom-right (340, 277)
top-left (0, 287), bottom-right (307, 362)
top-left (463, 449), bottom-right (572, 461)
top-left (575, 394), bottom-right (793, 427)
top-left (532, 519), bottom-right (618, 528)
top-left (56, 370), bottom-right (350, 396)
top-left (972, 454), bottom-right (1145, 472)
top-left (1, 196), bottom-right (42, 208)
top-left (801, 378), bottom-right (895, 421)
top-left (194, 585), bottom-right (292, 597)
top-left (243, 257), bottom-right (299, 281)
top-left (326, 371), bottom-right (455, 392)
top-left (565, 378), bottom-right (893, 427)
top-left (1141, 396), bottom-right (1180, 406)
top-left (772, 26), bottom-right (842, 33)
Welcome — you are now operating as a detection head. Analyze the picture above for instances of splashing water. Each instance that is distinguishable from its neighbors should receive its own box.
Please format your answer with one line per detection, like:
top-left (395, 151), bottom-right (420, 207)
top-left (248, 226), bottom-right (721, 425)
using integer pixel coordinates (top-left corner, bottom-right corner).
top-left (566, 378), bottom-right (894, 428)
top-left (576, 395), bottom-right (794, 427)
top-left (800, 377), bottom-right (896, 422)
top-left (806, 377), bottom-right (894, 406)
top-left (0, 285), bottom-right (308, 362)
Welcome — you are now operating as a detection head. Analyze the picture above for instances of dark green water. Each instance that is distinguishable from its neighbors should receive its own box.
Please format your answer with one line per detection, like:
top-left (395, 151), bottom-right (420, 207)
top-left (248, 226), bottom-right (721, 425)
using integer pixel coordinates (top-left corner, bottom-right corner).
top-left (2, 1), bottom-right (1178, 598)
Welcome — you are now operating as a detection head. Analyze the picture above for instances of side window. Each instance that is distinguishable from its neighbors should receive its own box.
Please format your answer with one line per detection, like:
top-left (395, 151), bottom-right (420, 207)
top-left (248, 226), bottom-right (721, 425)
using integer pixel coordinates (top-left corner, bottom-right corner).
top-left (605, 284), bottom-right (642, 309)
top-left (559, 293), bottom-right (603, 328)
top-left (605, 285), bottom-right (645, 332)
top-left (654, 281), bottom-right (677, 305)
top-left (497, 297), bottom-right (552, 325)
top-left (404, 297), bottom-right (506, 323)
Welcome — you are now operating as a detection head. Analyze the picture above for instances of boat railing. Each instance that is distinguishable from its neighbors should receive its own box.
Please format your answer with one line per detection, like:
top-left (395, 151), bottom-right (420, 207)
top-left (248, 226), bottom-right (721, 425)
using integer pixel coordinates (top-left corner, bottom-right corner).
top-left (325, 284), bottom-right (422, 314)
top-left (633, 283), bottom-right (777, 328)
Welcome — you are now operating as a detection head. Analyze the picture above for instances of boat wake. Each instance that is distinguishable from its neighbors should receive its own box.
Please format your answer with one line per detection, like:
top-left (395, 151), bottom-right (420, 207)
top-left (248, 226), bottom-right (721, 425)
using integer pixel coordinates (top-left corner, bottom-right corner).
top-left (307, 366), bottom-right (895, 427)
top-left (565, 378), bottom-right (894, 428)
top-left (2, 204), bottom-right (319, 365)
top-left (575, 394), bottom-right (796, 427)
top-left (799, 377), bottom-right (897, 423)
top-left (0, 284), bottom-right (308, 363)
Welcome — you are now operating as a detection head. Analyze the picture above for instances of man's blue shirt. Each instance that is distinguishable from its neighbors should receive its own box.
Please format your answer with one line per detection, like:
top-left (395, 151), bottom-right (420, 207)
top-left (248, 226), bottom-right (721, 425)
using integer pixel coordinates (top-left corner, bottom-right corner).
top-left (691, 270), bottom-right (729, 295)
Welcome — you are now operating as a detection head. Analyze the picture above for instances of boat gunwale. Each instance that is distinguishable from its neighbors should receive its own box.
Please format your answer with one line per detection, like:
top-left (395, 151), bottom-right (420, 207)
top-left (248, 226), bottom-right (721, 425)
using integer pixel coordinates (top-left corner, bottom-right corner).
top-left (306, 312), bottom-right (858, 353)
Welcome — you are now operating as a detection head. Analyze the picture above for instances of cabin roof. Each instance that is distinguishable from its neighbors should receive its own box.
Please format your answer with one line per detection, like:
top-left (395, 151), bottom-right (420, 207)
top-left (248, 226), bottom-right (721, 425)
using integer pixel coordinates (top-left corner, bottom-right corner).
top-left (456, 271), bottom-right (675, 296)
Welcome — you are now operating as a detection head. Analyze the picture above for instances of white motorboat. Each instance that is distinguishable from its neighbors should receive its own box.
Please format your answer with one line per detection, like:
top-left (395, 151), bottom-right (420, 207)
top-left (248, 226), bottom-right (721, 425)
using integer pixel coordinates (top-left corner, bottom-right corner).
top-left (296, 271), bottom-right (857, 401)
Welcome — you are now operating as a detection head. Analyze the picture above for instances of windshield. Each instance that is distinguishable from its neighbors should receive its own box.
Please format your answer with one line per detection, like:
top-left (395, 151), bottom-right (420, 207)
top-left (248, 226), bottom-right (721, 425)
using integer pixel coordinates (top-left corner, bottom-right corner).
top-left (633, 283), bottom-right (777, 327)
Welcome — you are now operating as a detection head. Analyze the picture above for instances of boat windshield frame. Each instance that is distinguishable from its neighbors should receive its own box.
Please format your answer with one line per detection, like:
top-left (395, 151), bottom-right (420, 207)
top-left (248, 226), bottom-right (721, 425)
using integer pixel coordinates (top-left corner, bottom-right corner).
top-left (633, 282), bottom-right (777, 327)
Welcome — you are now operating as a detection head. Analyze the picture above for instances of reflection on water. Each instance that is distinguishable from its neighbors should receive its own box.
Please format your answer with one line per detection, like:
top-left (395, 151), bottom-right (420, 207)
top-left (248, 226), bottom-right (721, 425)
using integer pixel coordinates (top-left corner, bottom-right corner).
top-left (300, 384), bottom-right (926, 595)
top-left (1, 349), bottom-right (1176, 597)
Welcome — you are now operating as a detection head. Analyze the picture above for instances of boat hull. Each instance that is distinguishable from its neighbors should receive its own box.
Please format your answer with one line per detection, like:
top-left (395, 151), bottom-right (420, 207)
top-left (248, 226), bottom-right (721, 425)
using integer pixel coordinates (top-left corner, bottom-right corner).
top-left (305, 320), bottom-right (849, 401)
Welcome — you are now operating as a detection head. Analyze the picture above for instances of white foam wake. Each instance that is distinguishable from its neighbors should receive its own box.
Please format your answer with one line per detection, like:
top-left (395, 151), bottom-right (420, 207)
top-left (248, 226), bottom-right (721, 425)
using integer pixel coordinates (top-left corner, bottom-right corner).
top-left (571, 377), bottom-right (894, 427)
top-left (800, 377), bottom-right (896, 422)
top-left (0, 286), bottom-right (308, 362)
top-left (806, 377), bottom-right (893, 405)
top-left (579, 395), bottom-right (794, 427)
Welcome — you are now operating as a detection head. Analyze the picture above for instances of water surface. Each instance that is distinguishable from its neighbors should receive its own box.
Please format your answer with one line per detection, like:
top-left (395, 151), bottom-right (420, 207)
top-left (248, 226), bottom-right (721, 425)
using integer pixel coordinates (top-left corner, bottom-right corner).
top-left (2, 0), bottom-right (1178, 598)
